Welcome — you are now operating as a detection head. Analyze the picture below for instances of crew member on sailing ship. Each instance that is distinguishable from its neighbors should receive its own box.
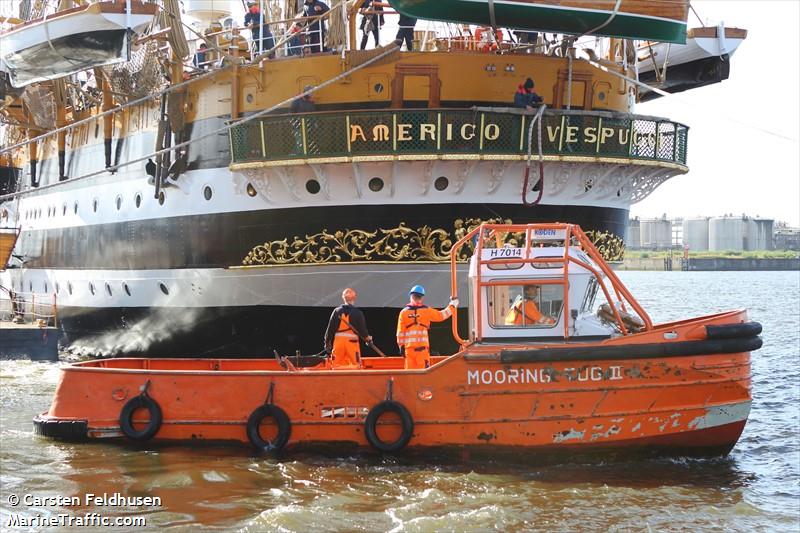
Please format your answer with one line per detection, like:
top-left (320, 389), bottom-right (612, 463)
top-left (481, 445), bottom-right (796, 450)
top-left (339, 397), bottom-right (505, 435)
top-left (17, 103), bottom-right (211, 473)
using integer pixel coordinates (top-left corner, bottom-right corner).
top-left (396, 285), bottom-right (458, 370)
top-left (303, 0), bottom-right (330, 53)
top-left (514, 77), bottom-right (543, 110)
top-left (504, 285), bottom-right (555, 326)
top-left (324, 288), bottom-right (372, 369)
top-left (395, 13), bottom-right (417, 51)
top-left (245, 2), bottom-right (275, 58)
top-left (359, 0), bottom-right (384, 50)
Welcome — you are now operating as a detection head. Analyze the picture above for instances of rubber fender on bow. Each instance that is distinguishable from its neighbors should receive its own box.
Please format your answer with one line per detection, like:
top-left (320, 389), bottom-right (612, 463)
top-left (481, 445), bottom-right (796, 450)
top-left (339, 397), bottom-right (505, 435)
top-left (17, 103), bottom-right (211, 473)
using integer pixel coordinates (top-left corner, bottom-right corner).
top-left (705, 322), bottom-right (762, 340)
top-left (246, 404), bottom-right (291, 452)
top-left (119, 394), bottom-right (163, 441)
top-left (364, 400), bottom-right (414, 453)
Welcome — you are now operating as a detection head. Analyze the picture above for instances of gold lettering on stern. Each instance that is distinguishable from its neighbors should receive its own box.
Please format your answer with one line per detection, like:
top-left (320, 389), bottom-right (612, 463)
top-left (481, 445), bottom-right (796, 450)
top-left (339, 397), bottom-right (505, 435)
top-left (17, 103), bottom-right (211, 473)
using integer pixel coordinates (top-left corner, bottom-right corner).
top-left (484, 123), bottom-right (500, 141)
top-left (372, 124), bottom-right (390, 141)
top-left (420, 123), bottom-right (436, 141)
top-left (397, 123), bottom-right (412, 141)
top-left (350, 124), bottom-right (367, 143)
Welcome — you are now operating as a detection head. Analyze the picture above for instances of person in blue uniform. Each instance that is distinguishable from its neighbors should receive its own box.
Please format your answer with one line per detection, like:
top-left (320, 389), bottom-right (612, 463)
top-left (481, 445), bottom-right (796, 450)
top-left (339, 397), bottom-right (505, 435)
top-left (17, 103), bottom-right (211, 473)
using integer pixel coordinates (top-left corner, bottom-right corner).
top-left (514, 77), bottom-right (543, 110)
top-left (303, 0), bottom-right (330, 53)
top-left (359, 0), bottom-right (384, 50)
top-left (395, 13), bottom-right (417, 51)
top-left (244, 2), bottom-right (275, 58)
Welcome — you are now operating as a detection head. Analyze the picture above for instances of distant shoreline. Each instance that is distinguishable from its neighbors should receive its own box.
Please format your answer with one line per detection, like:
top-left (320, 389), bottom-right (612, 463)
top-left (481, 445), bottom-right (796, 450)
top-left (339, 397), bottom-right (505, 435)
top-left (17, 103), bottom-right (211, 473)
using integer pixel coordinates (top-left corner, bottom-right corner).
top-left (617, 254), bottom-right (800, 271)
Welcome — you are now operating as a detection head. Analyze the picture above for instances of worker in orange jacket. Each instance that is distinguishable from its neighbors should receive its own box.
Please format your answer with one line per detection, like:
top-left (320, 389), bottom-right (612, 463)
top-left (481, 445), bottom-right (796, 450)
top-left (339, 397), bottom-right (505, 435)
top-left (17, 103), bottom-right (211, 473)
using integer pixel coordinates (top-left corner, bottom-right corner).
top-left (396, 285), bottom-right (458, 370)
top-left (324, 288), bottom-right (371, 369)
top-left (505, 285), bottom-right (555, 326)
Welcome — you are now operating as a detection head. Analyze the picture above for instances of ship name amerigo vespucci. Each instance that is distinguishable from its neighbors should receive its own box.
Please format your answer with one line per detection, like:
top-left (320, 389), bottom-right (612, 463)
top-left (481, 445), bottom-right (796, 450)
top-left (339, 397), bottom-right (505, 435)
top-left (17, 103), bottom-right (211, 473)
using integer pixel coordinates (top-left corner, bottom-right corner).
top-left (0, 0), bottom-right (743, 357)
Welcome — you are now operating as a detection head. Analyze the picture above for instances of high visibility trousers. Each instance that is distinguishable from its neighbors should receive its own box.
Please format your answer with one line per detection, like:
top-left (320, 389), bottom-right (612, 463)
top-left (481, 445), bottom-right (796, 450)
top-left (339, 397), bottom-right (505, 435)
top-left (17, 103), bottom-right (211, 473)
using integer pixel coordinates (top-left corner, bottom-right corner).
top-left (404, 346), bottom-right (430, 370)
top-left (332, 336), bottom-right (360, 369)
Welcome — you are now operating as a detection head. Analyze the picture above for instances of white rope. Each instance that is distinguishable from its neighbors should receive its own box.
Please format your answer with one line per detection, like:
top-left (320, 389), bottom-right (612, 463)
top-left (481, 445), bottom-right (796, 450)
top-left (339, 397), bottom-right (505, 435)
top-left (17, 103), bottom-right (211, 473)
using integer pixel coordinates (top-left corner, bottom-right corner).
top-left (566, 53), bottom-right (573, 110)
top-left (525, 104), bottom-right (547, 172)
top-left (581, 0), bottom-right (623, 38)
top-left (0, 44), bottom-right (401, 202)
top-left (487, 0), bottom-right (497, 32)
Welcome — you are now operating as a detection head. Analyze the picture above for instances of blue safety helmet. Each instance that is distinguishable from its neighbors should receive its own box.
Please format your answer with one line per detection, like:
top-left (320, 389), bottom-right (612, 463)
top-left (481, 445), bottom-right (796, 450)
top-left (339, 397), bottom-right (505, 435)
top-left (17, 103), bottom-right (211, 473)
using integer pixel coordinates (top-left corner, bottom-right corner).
top-left (409, 284), bottom-right (425, 296)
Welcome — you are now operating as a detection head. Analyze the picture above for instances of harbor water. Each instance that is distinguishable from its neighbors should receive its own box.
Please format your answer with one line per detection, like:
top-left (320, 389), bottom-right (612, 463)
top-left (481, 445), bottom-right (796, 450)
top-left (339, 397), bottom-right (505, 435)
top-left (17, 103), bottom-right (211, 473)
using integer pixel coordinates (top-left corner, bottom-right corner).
top-left (1, 271), bottom-right (798, 531)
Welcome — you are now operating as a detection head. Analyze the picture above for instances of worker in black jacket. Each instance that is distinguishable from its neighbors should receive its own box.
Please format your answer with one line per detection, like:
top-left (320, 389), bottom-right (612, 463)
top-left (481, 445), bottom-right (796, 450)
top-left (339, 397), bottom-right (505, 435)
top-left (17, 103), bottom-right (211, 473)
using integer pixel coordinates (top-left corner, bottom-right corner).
top-left (324, 288), bottom-right (372, 369)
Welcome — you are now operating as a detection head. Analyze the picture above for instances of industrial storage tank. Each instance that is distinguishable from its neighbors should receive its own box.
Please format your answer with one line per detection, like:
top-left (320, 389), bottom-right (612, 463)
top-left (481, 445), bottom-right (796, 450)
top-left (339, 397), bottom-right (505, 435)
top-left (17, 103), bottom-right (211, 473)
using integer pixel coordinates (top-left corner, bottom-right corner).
top-left (639, 217), bottom-right (672, 249)
top-left (709, 217), bottom-right (744, 251)
top-left (744, 218), bottom-right (774, 250)
top-left (627, 218), bottom-right (641, 250)
top-left (683, 217), bottom-right (709, 251)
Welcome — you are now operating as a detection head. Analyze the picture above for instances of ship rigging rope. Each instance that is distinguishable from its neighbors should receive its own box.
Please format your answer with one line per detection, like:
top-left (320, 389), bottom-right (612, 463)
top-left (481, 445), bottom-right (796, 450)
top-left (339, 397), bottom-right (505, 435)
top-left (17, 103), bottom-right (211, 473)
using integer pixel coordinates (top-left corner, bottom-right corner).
top-left (0, 43), bottom-right (401, 203)
top-left (487, 0), bottom-right (497, 32)
top-left (581, 0), bottom-right (623, 38)
top-left (522, 104), bottom-right (547, 207)
top-left (0, 0), bottom-right (347, 157)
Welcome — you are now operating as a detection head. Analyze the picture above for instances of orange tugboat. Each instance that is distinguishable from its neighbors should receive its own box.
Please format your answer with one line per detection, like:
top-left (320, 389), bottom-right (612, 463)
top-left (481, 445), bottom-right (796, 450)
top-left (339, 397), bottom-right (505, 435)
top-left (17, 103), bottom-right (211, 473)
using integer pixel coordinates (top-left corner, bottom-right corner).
top-left (35, 223), bottom-right (760, 456)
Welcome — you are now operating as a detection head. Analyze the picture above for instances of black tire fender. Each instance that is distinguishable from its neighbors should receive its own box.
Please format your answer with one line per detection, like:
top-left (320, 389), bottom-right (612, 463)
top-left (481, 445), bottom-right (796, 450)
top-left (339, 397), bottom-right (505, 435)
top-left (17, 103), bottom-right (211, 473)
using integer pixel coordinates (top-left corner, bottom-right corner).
top-left (247, 404), bottom-right (291, 452)
top-left (364, 400), bottom-right (414, 453)
top-left (119, 395), bottom-right (163, 441)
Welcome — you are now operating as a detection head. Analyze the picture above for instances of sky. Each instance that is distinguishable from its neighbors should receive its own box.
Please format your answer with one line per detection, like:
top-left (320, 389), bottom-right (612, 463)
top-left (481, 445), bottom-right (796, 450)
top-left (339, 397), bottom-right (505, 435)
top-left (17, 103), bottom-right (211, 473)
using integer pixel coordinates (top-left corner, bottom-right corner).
top-left (631, 0), bottom-right (800, 226)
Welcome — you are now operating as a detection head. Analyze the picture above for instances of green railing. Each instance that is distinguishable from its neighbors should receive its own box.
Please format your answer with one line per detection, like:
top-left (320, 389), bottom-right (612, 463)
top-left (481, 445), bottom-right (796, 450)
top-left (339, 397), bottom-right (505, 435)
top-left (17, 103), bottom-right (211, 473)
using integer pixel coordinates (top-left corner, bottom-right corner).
top-left (230, 108), bottom-right (688, 166)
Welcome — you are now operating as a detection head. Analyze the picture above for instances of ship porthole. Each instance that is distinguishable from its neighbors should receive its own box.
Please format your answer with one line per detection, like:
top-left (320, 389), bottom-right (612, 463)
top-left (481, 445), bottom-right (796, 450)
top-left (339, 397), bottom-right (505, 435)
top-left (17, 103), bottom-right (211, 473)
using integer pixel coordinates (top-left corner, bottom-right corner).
top-left (55, 283), bottom-right (60, 294)
top-left (73, 202), bottom-right (78, 214)
top-left (203, 185), bottom-right (213, 201)
top-left (246, 183), bottom-right (257, 197)
top-left (92, 198), bottom-right (98, 213)
top-left (89, 283), bottom-right (95, 296)
top-left (135, 193), bottom-right (142, 208)
top-left (62, 203), bottom-right (67, 216)
top-left (305, 180), bottom-right (320, 194)
top-left (158, 282), bottom-right (169, 295)
top-left (29, 281), bottom-right (32, 292)
top-left (115, 196), bottom-right (122, 210)
top-left (158, 191), bottom-right (166, 205)
top-left (43, 282), bottom-right (48, 293)
top-left (67, 282), bottom-right (73, 295)
top-left (105, 283), bottom-right (113, 297)
top-left (434, 176), bottom-right (449, 191)
top-left (368, 177), bottom-right (384, 192)
top-left (123, 282), bottom-right (131, 296)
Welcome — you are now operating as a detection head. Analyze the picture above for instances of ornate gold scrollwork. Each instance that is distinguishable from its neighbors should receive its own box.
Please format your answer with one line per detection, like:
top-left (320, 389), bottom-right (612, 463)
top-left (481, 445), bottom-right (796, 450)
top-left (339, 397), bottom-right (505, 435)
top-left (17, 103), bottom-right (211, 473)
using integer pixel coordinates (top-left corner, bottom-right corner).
top-left (585, 230), bottom-right (626, 262)
top-left (242, 223), bottom-right (453, 265)
top-left (242, 219), bottom-right (624, 265)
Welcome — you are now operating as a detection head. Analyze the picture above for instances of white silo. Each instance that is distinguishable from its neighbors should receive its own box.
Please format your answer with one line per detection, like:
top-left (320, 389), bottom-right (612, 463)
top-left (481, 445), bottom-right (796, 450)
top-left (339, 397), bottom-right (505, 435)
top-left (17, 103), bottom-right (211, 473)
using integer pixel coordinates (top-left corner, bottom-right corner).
top-left (640, 218), bottom-right (672, 249)
top-left (682, 217), bottom-right (709, 251)
top-left (709, 216), bottom-right (743, 251)
top-left (627, 218), bottom-right (641, 249)
top-left (746, 218), bottom-right (774, 250)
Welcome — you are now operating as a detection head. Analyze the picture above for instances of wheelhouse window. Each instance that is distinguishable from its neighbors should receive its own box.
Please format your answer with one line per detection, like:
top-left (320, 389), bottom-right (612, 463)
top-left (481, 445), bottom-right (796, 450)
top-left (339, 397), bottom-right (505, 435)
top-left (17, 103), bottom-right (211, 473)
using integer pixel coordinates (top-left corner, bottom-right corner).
top-left (488, 283), bottom-right (564, 328)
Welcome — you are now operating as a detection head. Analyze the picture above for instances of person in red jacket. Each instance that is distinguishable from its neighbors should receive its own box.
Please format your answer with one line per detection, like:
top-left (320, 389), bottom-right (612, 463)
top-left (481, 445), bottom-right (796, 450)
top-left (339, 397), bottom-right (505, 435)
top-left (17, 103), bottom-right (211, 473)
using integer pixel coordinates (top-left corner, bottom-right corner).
top-left (396, 285), bottom-right (458, 370)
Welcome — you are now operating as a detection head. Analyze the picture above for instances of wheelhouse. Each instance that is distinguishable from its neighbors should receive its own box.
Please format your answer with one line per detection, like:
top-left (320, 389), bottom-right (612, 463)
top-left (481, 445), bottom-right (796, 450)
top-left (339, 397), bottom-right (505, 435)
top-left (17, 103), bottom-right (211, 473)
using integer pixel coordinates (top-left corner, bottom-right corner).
top-left (451, 223), bottom-right (653, 344)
